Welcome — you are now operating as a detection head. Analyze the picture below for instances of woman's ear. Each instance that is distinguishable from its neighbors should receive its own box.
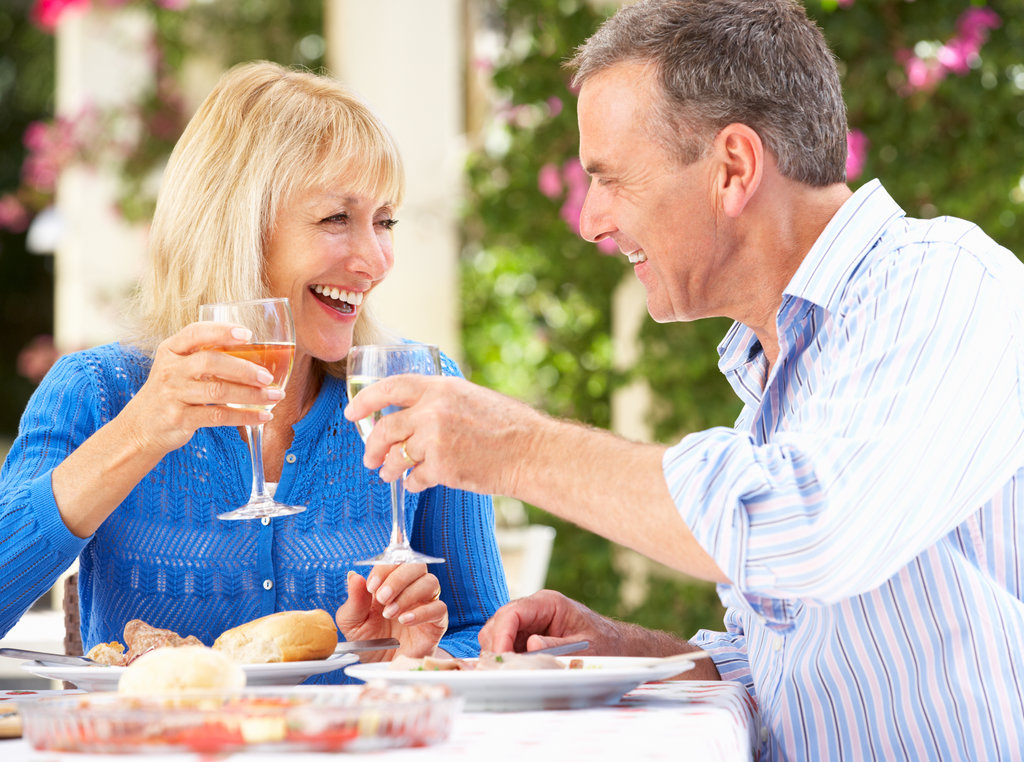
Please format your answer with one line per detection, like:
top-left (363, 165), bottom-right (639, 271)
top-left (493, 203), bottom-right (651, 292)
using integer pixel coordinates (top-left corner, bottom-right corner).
top-left (714, 123), bottom-right (764, 218)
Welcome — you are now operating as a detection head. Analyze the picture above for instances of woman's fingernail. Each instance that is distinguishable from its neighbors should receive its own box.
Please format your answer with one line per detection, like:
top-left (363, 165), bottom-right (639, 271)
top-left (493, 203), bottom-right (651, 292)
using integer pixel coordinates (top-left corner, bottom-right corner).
top-left (231, 327), bottom-right (252, 341)
top-left (366, 577), bottom-right (379, 594)
top-left (376, 585), bottom-right (393, 604)
top-left (257, 369), bottom-right (274, 385)
top-left (266, 389), bottom-right (285, 400)
top-left (398, 612), bottom-right (414, 624)
top-left (382, 603), bottom-right (399, 619)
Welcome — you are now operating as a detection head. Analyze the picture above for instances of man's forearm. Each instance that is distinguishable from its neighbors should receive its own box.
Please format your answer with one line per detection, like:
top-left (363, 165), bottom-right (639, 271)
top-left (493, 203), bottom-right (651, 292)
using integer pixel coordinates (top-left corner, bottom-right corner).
top-left (511, 413), bottom-right (730, 584)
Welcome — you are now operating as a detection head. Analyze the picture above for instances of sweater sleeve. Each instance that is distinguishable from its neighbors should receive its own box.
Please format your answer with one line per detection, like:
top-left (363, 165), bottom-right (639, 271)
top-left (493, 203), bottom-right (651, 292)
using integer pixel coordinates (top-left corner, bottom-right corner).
top-left (0, 353), bottom-right (98, 637)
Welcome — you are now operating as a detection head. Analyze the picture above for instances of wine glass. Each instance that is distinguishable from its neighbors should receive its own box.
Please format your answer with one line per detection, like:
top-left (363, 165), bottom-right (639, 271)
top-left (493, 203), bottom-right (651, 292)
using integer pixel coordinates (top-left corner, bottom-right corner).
top-left (199, 297), bottom-right (306, 520)
top-left (347, 343), bottom-right (445, 564)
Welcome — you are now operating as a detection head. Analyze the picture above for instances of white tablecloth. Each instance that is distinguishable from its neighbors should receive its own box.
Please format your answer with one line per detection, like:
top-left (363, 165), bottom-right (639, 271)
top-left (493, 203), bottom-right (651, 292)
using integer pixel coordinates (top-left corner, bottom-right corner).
top-left (1, 680), bottom-right (760, 761)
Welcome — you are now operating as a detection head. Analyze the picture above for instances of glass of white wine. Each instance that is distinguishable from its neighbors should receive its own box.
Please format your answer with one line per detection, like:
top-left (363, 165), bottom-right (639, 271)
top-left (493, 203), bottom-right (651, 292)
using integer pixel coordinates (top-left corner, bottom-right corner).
top-left (199, 297), bottom-right (305, 520)
top-left (347, 343), bottom-right (444, 564)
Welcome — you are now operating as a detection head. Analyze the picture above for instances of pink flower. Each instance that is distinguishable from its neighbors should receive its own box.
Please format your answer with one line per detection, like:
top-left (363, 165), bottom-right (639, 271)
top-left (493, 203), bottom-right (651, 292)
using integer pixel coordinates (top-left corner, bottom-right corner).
top-left (899, 7), bottom-right (1001, 94)
top-left (30, 0), bottom-right (89, 32)
top-left (546, 97), bottom-right (563, 118)
top-left (17, 335), bottom-right (61, 385)
top-left (0, 195), bottom-right (31, 233)
top-left (846, 129), bottom-right (869, 182)
top-left (837, 0), bottom-right (855, 6)
top-left (902, 54), bottom-right (945, 91)
top-left (155, 0), bottom-right (190, 10)
top-left (538, 163), bottom-right (562, 198)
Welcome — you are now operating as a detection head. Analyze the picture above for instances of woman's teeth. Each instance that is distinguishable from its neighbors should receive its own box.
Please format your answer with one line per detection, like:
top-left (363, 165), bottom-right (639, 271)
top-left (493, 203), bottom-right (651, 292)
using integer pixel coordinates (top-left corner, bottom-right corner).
top-left (312, 285), bottom-right (364, 305)
top-left (627, 251), bottom-right (647, 264)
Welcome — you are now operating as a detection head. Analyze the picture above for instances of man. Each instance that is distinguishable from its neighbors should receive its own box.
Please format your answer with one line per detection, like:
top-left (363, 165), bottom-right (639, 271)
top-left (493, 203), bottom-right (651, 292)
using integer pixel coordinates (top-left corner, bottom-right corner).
top-left (346, 0), bottom-right (1024, 758)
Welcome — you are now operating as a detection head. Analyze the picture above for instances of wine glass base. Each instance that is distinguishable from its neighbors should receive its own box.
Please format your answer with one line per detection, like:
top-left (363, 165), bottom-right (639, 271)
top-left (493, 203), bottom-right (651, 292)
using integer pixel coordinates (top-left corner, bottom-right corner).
top-left (355, 547), bottom-right (446, 565)
top-left (217, 502), bottom-right (306, 520)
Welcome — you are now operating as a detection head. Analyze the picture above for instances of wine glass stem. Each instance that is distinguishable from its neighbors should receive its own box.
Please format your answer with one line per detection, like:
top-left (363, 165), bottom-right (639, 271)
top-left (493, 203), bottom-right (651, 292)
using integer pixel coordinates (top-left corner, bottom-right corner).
top-left (245, 423), bottom-right (272, 502)
top-left (389, 470), bottom-right (411, 549)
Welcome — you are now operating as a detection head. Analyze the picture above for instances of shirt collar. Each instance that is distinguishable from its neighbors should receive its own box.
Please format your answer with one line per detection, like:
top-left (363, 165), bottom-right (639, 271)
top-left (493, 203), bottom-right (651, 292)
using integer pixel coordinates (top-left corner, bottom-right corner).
top-left (718, 179), bottom-right (905, 374)
top-left (782, 178), bottom-right (905, 313)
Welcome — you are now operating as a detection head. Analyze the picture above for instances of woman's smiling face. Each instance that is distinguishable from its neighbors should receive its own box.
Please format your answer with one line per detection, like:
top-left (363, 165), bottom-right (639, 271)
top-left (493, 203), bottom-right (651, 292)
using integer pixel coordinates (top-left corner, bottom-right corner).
top-left (264, 184), bottom-right (398, 367)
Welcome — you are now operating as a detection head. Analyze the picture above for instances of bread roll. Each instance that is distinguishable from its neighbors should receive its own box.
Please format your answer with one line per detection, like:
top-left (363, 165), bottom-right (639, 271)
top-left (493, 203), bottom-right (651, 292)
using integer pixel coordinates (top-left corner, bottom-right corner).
top-left (213, 609), bottom-right (338, 663)
top-left (118, 645), bottom-right (245, 695)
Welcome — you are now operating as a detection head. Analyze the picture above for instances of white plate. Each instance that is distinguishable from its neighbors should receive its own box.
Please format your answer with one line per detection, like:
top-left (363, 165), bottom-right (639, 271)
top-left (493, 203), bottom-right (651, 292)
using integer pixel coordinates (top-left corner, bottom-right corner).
top-left (344, 655), bottom-right (696, 711)
top-left (20, 653), bottom-right (358, 692)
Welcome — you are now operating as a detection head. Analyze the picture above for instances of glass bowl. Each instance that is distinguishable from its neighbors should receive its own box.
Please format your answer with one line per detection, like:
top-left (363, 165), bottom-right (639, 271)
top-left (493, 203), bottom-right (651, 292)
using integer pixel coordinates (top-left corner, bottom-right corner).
top-left (19, 682), bottom-right (458, 754)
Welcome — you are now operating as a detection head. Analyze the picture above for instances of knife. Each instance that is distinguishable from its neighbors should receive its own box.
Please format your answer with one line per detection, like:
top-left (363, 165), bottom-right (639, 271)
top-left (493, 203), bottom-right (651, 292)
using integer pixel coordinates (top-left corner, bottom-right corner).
top-left (329, 637), bottom-right (400, 658)
top-left (0, 647), bottom-right (97, 666)
top-left (529, 640), bottom-right (590, 656)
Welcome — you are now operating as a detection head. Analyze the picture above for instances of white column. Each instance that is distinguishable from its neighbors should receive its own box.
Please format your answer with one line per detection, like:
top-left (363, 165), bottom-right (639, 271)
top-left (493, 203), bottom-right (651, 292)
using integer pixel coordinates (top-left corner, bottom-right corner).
top-left (324, 0), bottom-right (463, 358)
top-left (611, 274), bottom-right (653, 442)
top-left (53, 8), bottom-right (153, 352)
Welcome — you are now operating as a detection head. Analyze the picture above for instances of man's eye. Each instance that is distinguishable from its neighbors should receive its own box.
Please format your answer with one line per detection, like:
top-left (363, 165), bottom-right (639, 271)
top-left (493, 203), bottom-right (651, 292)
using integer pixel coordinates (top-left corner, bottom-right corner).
top-left (378, 218), bottom-right (399, 230)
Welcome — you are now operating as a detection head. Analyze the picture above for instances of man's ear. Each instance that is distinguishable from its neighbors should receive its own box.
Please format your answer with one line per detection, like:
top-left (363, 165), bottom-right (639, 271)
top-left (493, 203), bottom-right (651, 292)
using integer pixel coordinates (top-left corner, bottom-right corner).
top-left (714, 123), bottom-right (763, 218)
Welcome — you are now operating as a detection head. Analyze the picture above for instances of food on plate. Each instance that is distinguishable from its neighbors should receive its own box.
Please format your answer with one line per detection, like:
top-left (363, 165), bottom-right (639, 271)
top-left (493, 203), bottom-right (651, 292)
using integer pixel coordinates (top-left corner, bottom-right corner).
top-left (83, 609), bottom-right (338, 667)
top-left (85, 619), bottom-right (202, 666)
top-left (118, 645), bottom-right (246, 695)
top-left (21, 682), bottom-right (455, 754)
top-left (85, 641), bottom-right (126, 665)
top-left (389, 651), bottom-right (584, 671)
top-left (0, 703), bottom-right (21, 739)
top-left (213, 609), bottom-right (338, 663)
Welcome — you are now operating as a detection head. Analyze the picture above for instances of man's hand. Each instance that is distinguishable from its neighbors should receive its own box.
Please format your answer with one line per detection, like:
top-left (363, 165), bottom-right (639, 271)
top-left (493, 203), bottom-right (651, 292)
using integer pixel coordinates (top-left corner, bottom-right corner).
top-left (477, 590), bottom-right (628, 655)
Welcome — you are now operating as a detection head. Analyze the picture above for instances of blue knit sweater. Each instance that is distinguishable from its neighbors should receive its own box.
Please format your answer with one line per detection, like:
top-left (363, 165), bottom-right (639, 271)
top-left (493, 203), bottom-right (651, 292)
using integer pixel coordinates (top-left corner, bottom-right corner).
top-left (0, 343), bottom-right (509, 680)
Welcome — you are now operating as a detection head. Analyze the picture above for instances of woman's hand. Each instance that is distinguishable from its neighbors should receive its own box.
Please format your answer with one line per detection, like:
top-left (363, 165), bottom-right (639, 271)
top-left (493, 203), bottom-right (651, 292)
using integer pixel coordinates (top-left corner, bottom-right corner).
top-left (334, 565), bottom-right (448, 661)
top-left (124, 321), bottom-right (285, 455)
top-left (51, 320), bottom-right (284, 539)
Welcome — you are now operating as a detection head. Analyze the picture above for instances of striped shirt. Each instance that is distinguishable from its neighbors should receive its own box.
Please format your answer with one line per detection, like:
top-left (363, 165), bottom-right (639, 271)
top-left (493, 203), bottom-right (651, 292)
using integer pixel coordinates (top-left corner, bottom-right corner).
top-left (666, 180), bottom-right (1024, 760)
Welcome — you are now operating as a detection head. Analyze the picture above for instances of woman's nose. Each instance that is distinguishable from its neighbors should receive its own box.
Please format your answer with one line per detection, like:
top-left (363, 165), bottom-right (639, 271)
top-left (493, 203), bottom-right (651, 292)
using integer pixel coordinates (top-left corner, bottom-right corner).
top-left (348, 227), bottom-right (393, 281)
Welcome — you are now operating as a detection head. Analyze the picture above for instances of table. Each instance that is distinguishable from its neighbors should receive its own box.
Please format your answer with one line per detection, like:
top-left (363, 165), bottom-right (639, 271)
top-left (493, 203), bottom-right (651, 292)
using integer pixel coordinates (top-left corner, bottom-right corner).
top-left (1, 680), bottom-right (760, 761)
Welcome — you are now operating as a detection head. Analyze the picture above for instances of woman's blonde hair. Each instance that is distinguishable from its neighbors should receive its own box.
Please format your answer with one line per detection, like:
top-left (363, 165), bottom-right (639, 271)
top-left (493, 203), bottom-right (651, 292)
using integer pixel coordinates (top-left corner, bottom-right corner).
top-left (127, 61), bottom-right (404, 375)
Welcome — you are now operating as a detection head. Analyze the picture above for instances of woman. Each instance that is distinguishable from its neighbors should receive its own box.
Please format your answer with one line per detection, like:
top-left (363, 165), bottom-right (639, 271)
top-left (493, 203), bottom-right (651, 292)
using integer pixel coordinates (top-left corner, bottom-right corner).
top-left (0, 62), bottom-right (509, 676)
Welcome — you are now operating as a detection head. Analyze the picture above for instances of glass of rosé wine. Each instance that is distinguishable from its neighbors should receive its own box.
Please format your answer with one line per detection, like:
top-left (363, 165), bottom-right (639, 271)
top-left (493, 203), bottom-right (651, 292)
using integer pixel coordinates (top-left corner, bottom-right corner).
top-left (199, 297), bottom-right (305, 520)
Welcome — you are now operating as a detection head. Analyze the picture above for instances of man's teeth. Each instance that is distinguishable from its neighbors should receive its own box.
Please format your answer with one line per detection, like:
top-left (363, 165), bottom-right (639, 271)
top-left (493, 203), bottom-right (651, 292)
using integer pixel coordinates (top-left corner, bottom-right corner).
top-left (627, 251), bottom-right (647, 264)
top-left (312, 285), bottom-right (364, 305)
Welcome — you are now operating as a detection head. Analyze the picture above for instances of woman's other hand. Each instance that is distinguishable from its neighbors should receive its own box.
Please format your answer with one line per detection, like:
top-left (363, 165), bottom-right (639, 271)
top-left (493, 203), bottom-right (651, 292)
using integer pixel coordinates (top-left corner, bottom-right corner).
top-left (334, 565), bottom-right (448, 661)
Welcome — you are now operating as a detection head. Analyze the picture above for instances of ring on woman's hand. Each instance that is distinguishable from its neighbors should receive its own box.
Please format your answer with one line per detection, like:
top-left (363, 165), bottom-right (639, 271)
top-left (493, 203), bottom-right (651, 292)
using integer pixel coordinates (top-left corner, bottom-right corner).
top-left (400, 439), bottom-right (418, 467)
top-left (430, 588), bottom-right (441, 601)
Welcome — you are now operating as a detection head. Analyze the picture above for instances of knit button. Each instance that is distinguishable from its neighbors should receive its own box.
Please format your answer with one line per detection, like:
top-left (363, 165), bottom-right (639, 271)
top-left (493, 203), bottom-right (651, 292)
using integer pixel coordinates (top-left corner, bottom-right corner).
top-left (262, 579), bottom-right (273, 590)
top-left (260, 517), bottom-right (271, 526)
top-left (285, 453), bottom-right (297, 464)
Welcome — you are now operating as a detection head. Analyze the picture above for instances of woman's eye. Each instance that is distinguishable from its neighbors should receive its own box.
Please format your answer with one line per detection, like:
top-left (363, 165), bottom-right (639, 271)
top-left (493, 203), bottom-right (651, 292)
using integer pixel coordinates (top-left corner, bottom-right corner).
top-left (378, 218), bottom-right (399, 230)
top-left (322, 213), bottom-right (349, 224)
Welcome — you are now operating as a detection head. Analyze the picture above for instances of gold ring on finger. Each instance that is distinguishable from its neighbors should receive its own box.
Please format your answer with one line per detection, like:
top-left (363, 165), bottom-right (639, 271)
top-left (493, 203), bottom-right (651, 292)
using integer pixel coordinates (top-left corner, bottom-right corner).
top-left (400, 439), bottom-right (418, 467)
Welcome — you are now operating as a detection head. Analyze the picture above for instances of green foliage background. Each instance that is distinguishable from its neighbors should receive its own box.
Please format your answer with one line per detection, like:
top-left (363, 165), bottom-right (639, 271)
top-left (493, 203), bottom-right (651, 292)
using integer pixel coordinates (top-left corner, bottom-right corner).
top-left (460, 0), bottom-right (1024, 639)
top-left (2, 0), bottom-right (1021, 643)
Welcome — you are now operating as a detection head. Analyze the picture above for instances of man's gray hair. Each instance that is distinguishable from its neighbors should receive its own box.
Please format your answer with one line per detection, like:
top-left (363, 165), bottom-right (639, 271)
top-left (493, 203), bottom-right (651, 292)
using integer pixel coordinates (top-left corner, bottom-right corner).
top-left (568, 0), bottom-right (848, 185)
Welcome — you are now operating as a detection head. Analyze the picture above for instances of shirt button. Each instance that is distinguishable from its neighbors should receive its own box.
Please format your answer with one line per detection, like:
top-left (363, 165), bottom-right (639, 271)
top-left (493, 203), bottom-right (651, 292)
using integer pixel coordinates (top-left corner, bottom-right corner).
top-left (285, 454), bottom-right (297, 464)
top-left (261, 517), bottom-right (271, 526)
top-left (760, 726), bottom-right (770, 742)
top-left (773, 637), bottom-right (783, 652)
top-left (262, 579), bottom-right (273, 590)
